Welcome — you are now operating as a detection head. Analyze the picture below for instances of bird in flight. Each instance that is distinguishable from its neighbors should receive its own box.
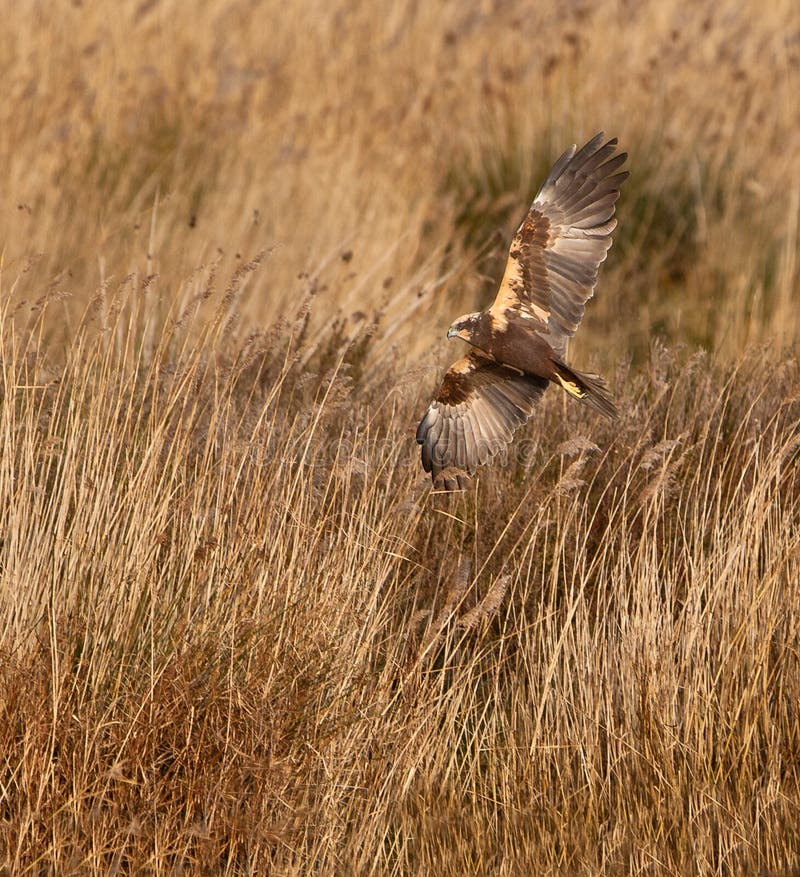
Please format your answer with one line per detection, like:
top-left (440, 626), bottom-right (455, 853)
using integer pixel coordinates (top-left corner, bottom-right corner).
top-left (416, 132), bottom-right (628, 490)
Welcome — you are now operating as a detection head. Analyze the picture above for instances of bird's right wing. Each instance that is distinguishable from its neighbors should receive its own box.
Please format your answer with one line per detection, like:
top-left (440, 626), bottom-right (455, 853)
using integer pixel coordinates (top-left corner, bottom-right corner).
top-left (490, 132), bottom-right (628, 356)
top-left (416, 350), bottom-right (549, 490)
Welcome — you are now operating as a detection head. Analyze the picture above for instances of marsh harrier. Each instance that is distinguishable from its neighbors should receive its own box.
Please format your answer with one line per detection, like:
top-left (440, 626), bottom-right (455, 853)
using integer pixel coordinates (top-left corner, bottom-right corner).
top-left (417, 132), bottom-right (628, 489)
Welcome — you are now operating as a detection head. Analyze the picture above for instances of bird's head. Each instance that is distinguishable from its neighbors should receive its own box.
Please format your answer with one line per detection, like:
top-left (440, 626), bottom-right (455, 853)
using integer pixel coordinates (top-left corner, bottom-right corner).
top-left (447, 312), bottom-right (482, 342)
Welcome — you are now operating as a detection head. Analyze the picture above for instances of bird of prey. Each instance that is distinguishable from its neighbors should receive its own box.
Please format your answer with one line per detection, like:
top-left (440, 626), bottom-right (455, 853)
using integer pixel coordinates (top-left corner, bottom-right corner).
top-left (416, 132), bottom-right (628, 490)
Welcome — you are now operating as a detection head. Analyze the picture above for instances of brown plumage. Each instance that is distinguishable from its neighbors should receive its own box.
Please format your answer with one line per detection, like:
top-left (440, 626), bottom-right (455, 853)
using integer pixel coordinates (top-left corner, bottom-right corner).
top-left (417, 132), bottom-right (628, 490)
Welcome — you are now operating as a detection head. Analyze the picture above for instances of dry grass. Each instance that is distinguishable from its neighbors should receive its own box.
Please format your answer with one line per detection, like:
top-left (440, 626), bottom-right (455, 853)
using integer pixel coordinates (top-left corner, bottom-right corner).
top-left (1, 0), bottom-right (800, 874)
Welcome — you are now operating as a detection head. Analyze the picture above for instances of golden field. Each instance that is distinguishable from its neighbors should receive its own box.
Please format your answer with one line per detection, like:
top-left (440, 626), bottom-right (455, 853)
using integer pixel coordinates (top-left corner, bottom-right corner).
top-left (1, 0), bottom-right (799, 873)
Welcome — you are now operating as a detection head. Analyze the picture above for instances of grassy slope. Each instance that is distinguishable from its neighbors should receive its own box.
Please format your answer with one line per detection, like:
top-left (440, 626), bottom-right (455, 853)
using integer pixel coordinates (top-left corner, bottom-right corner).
top-left (1, 0), bottom-right (800, 873)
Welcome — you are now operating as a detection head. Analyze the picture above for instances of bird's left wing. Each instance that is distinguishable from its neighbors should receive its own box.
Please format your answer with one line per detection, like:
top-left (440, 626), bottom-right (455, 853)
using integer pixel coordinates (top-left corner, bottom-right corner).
top-left (416, 349), bottom-right (549, 489)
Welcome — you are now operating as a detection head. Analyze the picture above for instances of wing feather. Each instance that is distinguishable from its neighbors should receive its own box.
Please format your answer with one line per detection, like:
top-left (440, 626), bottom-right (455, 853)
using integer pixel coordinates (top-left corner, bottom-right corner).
top-left (489, 132), bottom-right (628, 356)
top-left (416, 350), bottom-right (548, 488)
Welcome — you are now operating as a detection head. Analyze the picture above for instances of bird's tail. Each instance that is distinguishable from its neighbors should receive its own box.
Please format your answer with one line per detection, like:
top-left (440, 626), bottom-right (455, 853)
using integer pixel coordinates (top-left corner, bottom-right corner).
top-left (552, 361), bottom-right (618, 419)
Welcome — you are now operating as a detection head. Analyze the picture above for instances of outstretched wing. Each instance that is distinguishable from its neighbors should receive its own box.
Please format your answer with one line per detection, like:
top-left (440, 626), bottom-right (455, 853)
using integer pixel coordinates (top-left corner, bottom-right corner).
top-left (490, 132), bottom-right (628, 356)
top-left (416, 350), bottom-right (549, 490)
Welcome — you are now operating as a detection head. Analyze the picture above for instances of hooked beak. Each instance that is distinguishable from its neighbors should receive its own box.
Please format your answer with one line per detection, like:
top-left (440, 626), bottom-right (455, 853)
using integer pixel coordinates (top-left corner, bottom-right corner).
top-left (447, 327), bottom-right (457, 339)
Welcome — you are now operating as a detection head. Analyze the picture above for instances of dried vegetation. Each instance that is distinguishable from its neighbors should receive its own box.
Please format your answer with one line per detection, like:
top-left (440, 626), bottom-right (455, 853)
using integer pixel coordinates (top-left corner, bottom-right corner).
top-left (1, 0), bottom-right (800, 873)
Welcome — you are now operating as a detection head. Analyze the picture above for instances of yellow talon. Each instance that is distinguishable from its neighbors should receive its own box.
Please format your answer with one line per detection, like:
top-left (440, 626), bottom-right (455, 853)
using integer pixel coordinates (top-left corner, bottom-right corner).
top-left (554, 373), bottom-right (586, 398)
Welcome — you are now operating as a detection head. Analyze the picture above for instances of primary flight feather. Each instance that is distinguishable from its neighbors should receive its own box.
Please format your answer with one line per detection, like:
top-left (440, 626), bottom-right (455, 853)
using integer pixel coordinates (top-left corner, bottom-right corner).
top-left (416, 132), bottom-right (628, 490)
